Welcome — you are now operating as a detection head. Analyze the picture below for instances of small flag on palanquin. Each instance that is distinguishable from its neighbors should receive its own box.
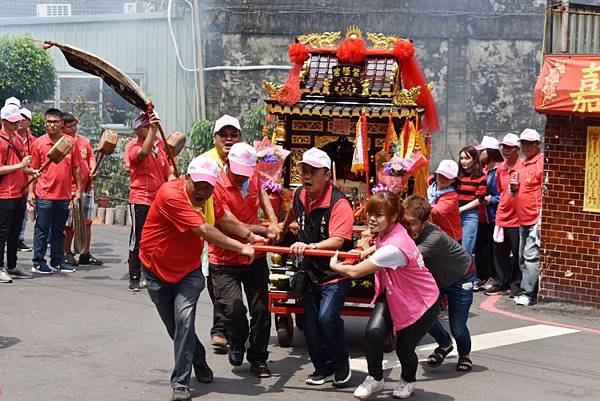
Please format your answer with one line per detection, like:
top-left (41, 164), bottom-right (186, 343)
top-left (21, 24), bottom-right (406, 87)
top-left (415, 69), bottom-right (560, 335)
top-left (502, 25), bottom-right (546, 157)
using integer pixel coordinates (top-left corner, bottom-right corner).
top-left (383, 114), bottom-right (398, 154)
top-left (351, 112), bottom-right (369, 175)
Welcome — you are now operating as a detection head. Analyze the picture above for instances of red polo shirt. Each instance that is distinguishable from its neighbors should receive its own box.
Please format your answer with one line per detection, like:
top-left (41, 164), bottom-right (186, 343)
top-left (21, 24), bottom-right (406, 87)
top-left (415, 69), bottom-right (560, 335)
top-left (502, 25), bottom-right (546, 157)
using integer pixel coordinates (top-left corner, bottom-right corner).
top-left (431, 190), bottom-right (462, 241)
top-left (127, 139), bottom-right (170, 205)
top-left (0, 130), bottom-right (28, 199)
top-left (495, 158), bottom-right (523, 228)
top-left (290, 181), bottom-right (354, 241)
top-left (69, 133), bottom-right (95, 193)
top-left (30, 133), bottom-right (80, 201)
top-left (17, 129), bottom-right (36, 156)
top-left (515, 152), bottom-right (544, 226)
top-left (209, 170), bottom-right (265, 265)
top-left (140, 177), bottom-right (208, 283)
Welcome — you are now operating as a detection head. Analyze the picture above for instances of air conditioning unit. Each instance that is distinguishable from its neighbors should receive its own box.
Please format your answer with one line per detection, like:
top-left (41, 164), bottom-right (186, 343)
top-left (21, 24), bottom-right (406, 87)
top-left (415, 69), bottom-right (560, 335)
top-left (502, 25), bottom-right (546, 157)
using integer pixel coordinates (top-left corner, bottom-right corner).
top-left (123, 2), bottom-right (137, 14)
top-left (37, 4), bottom-right (72, 17)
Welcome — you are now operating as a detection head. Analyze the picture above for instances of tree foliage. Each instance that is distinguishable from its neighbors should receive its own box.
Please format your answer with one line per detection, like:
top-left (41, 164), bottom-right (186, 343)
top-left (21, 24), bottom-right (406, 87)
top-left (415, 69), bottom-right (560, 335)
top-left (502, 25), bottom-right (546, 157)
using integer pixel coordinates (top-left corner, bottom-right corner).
top-left (0, 34), bottom-right (56, 103)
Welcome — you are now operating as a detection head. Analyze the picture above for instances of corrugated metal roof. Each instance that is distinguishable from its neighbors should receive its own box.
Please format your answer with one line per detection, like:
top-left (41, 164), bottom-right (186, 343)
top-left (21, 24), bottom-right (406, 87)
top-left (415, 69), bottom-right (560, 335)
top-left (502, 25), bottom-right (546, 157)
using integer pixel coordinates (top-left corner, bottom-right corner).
top-left (547, 1), bottom-right (600, 54)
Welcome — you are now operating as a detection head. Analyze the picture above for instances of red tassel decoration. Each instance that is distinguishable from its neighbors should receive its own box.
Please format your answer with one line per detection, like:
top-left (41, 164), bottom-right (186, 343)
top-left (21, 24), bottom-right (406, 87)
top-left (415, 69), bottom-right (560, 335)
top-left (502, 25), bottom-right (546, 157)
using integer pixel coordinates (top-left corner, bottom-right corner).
top-left (289, 42), bottom-right (309, 65)
top-left (336, 38), bottom-right (367, 65)
top-left (393, 40), bottom-right (415, 62)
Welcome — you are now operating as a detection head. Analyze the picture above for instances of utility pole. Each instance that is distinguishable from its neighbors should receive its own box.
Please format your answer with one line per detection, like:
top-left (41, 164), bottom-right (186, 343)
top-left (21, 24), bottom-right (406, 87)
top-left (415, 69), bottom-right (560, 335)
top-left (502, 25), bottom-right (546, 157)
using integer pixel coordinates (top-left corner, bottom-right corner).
top-left (192, 0), bottom-right (206, 119)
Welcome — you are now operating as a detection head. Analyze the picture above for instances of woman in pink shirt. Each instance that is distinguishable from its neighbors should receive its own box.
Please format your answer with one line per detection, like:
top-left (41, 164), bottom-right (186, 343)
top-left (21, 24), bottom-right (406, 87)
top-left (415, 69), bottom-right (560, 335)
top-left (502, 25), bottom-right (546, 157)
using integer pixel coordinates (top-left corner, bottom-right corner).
top-left (329, 189), bottom-right (439, 400)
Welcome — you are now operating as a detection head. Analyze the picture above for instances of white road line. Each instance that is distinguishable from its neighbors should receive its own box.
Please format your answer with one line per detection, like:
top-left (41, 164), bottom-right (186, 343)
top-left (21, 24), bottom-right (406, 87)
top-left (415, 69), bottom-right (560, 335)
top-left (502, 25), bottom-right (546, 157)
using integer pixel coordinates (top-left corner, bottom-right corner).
top-left (350, 324), bottom-right (580, 373)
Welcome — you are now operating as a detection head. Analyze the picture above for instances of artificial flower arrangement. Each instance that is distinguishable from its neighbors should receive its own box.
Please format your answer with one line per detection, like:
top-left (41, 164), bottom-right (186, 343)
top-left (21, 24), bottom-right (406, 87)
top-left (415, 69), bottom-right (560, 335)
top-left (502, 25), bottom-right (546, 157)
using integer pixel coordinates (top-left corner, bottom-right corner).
top-left (377, 150), bottom-right (428, 194)
top-left (254, 137), bottom-right (290, 192)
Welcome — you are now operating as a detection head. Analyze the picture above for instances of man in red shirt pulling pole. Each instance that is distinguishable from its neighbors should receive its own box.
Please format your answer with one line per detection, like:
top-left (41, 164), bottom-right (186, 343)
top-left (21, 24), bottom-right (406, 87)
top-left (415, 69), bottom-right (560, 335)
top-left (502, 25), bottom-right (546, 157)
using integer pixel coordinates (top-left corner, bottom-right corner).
top-left (139, 155), bottom-right (256, 401)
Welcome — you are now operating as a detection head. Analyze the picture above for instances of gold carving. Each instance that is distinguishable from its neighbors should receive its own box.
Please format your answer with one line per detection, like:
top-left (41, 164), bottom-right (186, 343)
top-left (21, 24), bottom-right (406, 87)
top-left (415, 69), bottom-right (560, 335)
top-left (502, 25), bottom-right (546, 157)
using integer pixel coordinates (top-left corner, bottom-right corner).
top-left (274, 121), bottom-right (287, 142)
top-left (299, 60), bottom-right (310, 81)
top-left (393, 86), bottom-right (421, 106)
top-left (292, 120), bottom-right (323, 132)
top-left (291, 135), bottom-right (311, 145)
top-left (297, 32), bottom-right (341, 48)
top-left (389, 63), bottom-right (398, 86)
top-left (375, 138), bottom-right (386, 148)
top-left (361, 80), bottom-right (370, 96)
top-left (262, 80), bottom-right (282, 99)
top-left (290, 148), bottom-right (305, 184)
top-left (322, 78), bottom-right (331, 95)
top-left (367, 123), bottom-right (388, 135)
top-left (366, 32), bottom-right (402, 50)
top-left (345, 26), bottom-right (363, 40)
top-left (315, 135), bottom-right (338, 149)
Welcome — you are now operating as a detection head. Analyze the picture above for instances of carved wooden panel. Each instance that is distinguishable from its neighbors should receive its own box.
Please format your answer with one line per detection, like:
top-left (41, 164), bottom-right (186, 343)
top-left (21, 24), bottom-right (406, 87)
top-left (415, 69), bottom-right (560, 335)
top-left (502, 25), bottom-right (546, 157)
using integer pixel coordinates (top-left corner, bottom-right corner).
top-left (315, 135), bottom-right (338, 149)
top-left (375, 138), bottom-right (386, 148)
top-left (289, 148), bottom-right (306, 185)
top-left (292, 120), bottom-right (324, 132)
top-left (291, 135), bottom-right (311, 145)
top-left (367, 123), bottom-right (388, 135)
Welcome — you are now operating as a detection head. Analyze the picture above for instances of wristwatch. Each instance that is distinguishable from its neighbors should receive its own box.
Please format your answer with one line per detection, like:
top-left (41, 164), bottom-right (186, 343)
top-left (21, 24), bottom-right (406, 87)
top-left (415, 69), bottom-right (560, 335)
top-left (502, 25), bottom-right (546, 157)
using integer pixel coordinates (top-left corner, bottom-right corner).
top-left (308, 243), bottom-right (317, 249)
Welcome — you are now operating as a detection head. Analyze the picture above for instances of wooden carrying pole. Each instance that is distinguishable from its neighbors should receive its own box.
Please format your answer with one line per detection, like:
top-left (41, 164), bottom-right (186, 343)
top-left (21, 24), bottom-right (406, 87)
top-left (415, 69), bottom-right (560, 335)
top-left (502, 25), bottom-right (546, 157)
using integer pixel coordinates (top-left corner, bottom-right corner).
top-left (251, 244), bottom-right (360, 260)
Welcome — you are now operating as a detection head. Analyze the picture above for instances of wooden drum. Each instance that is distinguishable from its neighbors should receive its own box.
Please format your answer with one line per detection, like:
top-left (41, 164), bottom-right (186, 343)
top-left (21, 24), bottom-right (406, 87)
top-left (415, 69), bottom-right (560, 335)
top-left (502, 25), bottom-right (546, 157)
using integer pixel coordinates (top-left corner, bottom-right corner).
top-left (98, 129), bottom-right (119, 155)
top-left (166, 131), bottom-right (186, 157)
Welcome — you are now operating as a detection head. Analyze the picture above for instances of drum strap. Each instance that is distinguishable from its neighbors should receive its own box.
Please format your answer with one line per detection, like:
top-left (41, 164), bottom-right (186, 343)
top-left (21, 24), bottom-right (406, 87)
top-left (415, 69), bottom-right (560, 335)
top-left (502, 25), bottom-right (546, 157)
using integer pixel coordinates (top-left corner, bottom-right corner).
top-left (0, 135), bottom-right (23, 161)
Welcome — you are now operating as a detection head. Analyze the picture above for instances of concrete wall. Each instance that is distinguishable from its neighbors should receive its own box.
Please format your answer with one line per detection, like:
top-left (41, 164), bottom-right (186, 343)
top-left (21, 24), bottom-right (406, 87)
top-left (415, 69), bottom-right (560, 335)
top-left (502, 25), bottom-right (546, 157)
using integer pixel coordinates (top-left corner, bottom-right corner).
top-left (199, 0), bottom-right (547, 164)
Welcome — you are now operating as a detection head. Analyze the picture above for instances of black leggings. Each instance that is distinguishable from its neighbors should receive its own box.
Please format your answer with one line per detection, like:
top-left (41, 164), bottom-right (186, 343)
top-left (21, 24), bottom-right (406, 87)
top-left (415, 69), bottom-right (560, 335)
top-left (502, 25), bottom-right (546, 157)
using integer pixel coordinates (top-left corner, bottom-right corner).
top-left (365, 297), bottom-right (439, 382)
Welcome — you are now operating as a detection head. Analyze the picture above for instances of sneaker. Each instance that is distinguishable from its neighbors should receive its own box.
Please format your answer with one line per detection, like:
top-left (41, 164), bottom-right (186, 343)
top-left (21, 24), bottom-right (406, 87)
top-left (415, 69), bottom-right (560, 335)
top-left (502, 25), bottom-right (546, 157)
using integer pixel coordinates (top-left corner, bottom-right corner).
top-left (193, 360), bottom-right (214, 383)
top-left (211, 335), bottom-right (228, 353)
top-left (250, 361), bottom-right (271, 378)
top-left (482, 278), bottom-right (497, 291)
top-left (354, 375), bottom-right (384, 399)
top-left (17, 240), bottom-right (32, 252)
top-left (392, 379), bottom-right (416, 399)
top-left (7, 266), bottom-right (33, 279)
top-left (128, 280), bottom-right (141, 292)
top-left (227, 344), bottom-right (245, 367)
top-left (79, 253), bottom-right (103, 265)
top-left (514, 294), bottom-right (533, 306)
top-left (484, 285), bottom-right (506, 296)
top-left (32, 262), bottom-right (54, 275)
top-left (171, 387), bottom-right (191, 401)
top-left (306, 370), bottom-right (334, 385)
top-left (0, 268), bottom-right (13, 283)
top-left (64, 253), bottom-right (79, 266)
top-left (52, 262), bottom-right (76, 273)
top-left (333, 358), bottom-right (352, 387)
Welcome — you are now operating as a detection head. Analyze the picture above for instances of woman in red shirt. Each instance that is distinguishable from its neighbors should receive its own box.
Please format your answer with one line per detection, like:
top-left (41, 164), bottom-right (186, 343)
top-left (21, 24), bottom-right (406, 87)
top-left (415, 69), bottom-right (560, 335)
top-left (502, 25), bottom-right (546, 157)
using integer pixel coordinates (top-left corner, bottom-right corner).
top-left (456, 146), bottom-right (487, 257)
top-left (427, 160), bottom-right (462, 242)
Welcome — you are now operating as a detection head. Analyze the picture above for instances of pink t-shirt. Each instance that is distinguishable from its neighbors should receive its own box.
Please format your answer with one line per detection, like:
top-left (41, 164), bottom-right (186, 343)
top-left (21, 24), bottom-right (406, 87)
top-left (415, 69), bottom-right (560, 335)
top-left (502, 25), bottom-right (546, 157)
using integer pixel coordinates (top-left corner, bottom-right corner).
top-left (372, 223), bottom-right (439, 331)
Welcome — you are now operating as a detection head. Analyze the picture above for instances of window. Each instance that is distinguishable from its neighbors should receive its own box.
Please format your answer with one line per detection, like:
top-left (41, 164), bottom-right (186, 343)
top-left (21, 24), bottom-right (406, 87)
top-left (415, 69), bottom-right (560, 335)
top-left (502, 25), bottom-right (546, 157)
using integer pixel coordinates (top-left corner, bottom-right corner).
top-left (46, 73), bottom-right (143, 126)
top-left (37, 4), bottom-right (72, 17)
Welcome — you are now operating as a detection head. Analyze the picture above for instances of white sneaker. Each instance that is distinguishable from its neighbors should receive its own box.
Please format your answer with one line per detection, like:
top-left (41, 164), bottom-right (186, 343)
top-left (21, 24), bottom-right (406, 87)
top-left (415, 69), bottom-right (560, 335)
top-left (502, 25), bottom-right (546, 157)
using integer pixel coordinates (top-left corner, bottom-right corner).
top-left (353, 375), bottom-right (384, 399)
top-left (393, 379), bottom-right (416, 399)
top-left (0, 268), bottom-right (13, 283)
top-left (514, 294), bottom-right (532, 306)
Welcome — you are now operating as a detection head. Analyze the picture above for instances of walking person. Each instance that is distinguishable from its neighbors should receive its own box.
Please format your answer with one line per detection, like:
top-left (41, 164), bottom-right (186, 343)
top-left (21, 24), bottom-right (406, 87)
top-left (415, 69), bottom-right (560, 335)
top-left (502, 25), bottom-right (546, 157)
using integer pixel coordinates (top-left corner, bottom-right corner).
top-left (485, 133), bottom-right (523, 296)
top-left (139, 156), bottom-right (256, 401)
top-left (403, 195), bottom-right (475, 372)
top-left (0, 104), bottom-right (34, 282)
top-left (29, 108), bottom-right (82, 274)
top-left (281, 147), bottom-right (355, 387)
top-left (329, 190), bottom-right (439, 399)
top-left (127, 111), bottom-right (172, 292)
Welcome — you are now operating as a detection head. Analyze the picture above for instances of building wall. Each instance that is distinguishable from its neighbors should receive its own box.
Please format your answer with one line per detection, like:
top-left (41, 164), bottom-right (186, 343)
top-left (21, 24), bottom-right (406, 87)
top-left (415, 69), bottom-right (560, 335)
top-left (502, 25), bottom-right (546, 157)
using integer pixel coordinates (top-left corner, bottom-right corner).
top-left (0, 11), bottom-right (197, 134)
top-left (200, 0), bottom-right (547, 164)
top-left (0, 0), bottom-right (156, 18)
top-left (540, 115), bottom-right (600, 307)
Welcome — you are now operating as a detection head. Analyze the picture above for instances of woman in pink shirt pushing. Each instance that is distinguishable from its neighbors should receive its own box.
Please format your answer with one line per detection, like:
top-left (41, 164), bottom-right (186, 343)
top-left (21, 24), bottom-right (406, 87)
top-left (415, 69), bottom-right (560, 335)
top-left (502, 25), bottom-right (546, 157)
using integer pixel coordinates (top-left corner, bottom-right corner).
top-left (329, 188), bottom-right (440, 400)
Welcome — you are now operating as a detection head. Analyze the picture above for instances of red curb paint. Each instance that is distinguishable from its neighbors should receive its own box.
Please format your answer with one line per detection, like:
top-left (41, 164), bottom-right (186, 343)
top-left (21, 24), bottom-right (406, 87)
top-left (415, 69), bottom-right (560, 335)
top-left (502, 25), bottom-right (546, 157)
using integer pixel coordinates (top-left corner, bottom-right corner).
top-left (480, 295), bottom-right (600, 335)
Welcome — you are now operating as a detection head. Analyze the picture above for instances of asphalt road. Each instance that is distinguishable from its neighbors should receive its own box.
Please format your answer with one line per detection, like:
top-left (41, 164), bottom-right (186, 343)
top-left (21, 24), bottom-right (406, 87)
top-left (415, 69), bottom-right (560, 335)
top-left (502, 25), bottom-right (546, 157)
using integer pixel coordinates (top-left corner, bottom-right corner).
top-left (1, 224), bottom-right (599, 401)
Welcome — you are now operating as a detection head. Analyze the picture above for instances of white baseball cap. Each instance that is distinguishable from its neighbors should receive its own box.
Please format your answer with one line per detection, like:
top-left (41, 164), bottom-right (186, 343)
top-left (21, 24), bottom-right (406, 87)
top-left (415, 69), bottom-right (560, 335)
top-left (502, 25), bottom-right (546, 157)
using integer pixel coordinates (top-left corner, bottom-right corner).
top-left (187, 156), bottom-right (219, 186)
top-left (4, 97), bottom-right (21, 108)
top-left (435, 159), bottom-right (459, 179)
top-left (500, 133), bottom-right (520, 147)
top-left (214, 114), bottom-right (241, 134)
top-left (19, 107), bottom-right (32, 120)
top-left (297, 147), bottom-right (331, 170)
top-left (1, 104), bottom-right (24, 123)
top-left (228, 142), bottom-right (257, 177)
top-left (519, 128), bottom-right (540, 142)
top-left (475, 135), bottom-right (499, 151)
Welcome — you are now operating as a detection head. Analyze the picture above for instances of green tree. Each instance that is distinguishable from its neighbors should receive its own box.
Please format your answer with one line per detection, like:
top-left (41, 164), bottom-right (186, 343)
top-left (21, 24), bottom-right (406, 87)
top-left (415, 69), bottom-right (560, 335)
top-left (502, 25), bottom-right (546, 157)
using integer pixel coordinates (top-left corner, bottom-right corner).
top-left (0, 34), bottom-right (56, 103)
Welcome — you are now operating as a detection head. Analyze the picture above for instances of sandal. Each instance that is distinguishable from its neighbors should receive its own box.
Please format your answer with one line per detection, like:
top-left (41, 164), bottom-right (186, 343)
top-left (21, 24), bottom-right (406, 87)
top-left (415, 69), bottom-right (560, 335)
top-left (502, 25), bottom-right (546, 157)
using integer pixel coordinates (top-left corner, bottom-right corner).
top-left (79, 253), bottom-right (104, 266)
top-left (456, 356), bottom-right (473, 372)
top-left (427, 345), bottom-right (454, 367)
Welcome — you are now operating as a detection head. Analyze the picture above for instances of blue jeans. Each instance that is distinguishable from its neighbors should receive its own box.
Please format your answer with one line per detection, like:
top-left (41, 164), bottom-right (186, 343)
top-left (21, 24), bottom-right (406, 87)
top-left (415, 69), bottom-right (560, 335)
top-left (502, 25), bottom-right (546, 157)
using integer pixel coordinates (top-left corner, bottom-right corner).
top-left (19, 192), bottom-right (27, 241)
top-left (460, 209), bottom-right (479, 258)
top-left (33, 199), bottom-right (69, 266)
top-left (144, 266), bottom-right (207, 389)
top-left (302, 279), bottom-right (351, 373)
top-left (428, 273), bottom-right (475, 357)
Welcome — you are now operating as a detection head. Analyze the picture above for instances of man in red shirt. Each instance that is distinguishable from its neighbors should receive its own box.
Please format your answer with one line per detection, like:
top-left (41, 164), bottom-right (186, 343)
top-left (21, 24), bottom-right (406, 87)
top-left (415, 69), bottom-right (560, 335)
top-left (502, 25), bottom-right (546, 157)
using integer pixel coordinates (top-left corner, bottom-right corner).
top-left (0, 104), bottom-right (34, 283)
top-left (513, 128), bottom-right (543, 306)
top-left (209, 142), bottom-right (281, 378)
top-left (127, 111), bottom-right (172, 292)
top-left (140, 156), bottom-right (255, 401)
top-left (28, 108), bottom-right (82, 274)
top-left (485, 133), bottom-right (523, 295)
top-left (282, 147), bottom-right (354, 387)
top-left (16, 107), bottom-right (36, 252)
top-left (61, 113), bottom-right (102, 266)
